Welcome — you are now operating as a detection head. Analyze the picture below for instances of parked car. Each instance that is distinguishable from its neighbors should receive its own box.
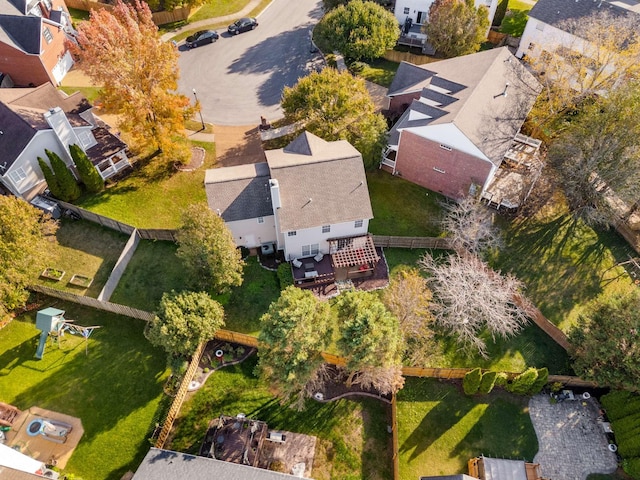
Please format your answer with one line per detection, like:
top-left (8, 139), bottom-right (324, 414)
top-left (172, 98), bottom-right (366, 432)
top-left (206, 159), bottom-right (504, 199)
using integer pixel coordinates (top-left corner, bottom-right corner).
top-left (227, 17), bottom-right (258, 35)
top-left (185, 30), bottom-right (219, 48)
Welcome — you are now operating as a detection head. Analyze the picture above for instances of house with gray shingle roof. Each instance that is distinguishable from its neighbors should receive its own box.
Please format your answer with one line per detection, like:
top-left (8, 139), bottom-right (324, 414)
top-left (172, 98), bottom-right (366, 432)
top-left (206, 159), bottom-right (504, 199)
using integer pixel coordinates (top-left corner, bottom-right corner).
top-left (206, 131), bottom-right (380, 286)
top-left (382, 47), bottom-right (541, 202)
top-left (0, 0), bottom-right (76, 86)
top-left (515, 0), bottom-right (640, 60)
top-left (0, 83), bottom-right (130, 200)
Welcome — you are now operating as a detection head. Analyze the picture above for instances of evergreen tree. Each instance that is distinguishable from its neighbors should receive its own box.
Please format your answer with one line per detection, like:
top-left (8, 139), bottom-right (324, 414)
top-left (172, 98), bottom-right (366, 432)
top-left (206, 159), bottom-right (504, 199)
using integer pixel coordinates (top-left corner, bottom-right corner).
top-left (69, 144), bottom-right (104, 193)
top-left (37, 157), bottom-right (62, 199)
top-left (463, 368), bottom-right (482, 395)
top-left (45, 149), bottom-right (81, 202)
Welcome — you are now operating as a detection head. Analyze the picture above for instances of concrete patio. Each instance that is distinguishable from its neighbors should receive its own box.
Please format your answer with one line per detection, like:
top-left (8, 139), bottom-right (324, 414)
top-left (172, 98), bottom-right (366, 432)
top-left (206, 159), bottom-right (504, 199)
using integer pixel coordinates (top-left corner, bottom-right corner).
top-left (529, 393), bottom-right (618, 480)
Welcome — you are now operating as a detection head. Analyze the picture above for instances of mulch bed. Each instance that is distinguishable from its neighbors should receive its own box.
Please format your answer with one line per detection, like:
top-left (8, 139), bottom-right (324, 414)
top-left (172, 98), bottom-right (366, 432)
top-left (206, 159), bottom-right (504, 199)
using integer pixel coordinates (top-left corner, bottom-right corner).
top-left (316, 365), bottom-right (392, 404)
top-left (175, 147), bottom-right (205, 172)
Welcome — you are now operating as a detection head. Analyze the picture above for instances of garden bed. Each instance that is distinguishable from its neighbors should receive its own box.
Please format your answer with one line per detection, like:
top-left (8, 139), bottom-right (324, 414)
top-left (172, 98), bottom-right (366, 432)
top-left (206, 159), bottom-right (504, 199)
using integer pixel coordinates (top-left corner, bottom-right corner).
top-left (69, 274), bottom-right (93, 288)
top-left (41, 268), bottom-right (65, 281)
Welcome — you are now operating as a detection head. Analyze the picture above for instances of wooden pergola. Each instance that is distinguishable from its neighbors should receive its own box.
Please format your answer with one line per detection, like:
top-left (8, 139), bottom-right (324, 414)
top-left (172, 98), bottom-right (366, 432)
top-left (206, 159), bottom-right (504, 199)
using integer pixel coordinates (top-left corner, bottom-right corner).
top-left (329, 234), bottom-right (379, 268)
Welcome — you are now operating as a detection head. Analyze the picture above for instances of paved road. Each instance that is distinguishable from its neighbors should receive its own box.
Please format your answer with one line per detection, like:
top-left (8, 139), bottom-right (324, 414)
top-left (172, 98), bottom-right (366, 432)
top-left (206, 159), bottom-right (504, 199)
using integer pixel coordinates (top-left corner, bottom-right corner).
top-left (177, 0), bottom-right (324, 126)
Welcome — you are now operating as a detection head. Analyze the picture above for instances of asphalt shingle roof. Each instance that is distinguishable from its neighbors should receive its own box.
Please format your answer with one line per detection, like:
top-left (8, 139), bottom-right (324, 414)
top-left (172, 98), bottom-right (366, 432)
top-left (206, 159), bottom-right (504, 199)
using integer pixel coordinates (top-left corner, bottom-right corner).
top-left (528, 0), bottom-right (632, 27)
top-left (204, 162), bottom-right (274, 222)
top-left (0, 14), bottom-right (40, 53)
top-left (265, 131), bottom-right (373, 232)
top-left (133, 448), bottom-right (299, 480)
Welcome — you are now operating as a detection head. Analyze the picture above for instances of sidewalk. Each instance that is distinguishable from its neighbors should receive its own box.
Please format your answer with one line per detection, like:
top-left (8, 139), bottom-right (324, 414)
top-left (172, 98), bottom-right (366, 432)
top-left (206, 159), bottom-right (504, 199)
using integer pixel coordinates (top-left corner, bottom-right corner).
top-left (160, 0), bottom-right (267, 42)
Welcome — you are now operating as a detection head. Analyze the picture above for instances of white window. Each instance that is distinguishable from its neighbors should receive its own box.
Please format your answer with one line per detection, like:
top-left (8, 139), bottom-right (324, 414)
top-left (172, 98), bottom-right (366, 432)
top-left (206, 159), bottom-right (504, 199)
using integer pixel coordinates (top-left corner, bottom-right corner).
top-left (257, 217), bottom-right (264, 224)
top-left (302, 244), bottom-right (319, 256)
top-left (354, 219), bottom-right (363, 228)
top-left (403, 7), bottom-right (410, 14)
top-left (43, 27), bottom-right (53, 44)
top-left (322, 225), bottom-right (330, 233)
top-left (439, 144), bottom-right (452, 151)
top-left (9, 167), bottom-right (27, 184)
top-left (433, 167), bottom-right (446, 174)
top-left (288, 231), bottom-right (296, 236)
top-left (77, 131), bottom-right (94, 149)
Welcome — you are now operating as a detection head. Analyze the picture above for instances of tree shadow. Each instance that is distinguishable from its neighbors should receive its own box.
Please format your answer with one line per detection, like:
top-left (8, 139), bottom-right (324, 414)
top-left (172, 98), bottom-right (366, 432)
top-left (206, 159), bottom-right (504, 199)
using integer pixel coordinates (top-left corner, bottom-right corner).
top-left (226, 10), bottom-right (325, 108)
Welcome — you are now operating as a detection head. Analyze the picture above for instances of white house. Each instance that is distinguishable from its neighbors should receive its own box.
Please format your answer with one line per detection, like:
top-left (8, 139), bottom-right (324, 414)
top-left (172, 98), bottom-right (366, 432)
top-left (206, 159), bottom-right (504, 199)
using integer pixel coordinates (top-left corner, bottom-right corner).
top-left (206, 131), bottom-right (382, 286)
top-left (0, 83), bottom-right (130, 200)
top-left (515, 0), bottom-right (638, 60)
top-left (395, 0), bottom-right (499, 50)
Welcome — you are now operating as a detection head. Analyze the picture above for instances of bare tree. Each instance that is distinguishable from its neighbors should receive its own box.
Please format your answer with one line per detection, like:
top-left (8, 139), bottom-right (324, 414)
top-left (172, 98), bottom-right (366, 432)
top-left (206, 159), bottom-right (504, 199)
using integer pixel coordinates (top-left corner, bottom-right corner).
top-left (441, 197), bottom-right (502, 257)
top-left (527, 10), bottom-right (640, 128)
top-left (382, 268), bottom-right (440, 366)
top-left (419, 253), bottom-right (530, 357)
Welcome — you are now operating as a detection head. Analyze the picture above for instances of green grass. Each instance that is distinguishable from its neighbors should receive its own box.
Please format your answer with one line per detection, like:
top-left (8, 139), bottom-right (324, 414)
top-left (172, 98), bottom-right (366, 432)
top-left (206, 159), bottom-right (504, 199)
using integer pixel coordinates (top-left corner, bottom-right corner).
top-left (110, 240), bottom-right (187, 312)
top-left (216, 257), bottom-right (281, 335)
top-left (170, 355), bottom-right (392, 480)
top-left (77, 141), bottom-right (215, 228)
top-left (59, 86), bottom-right (102, 104)
top-left (367, 171), bottom-right (445, 237)
top-left (0, 301), bottom-right (168, 480)
top-left (36, 219), bottom-right (128, 298)
top-left (67, 6), bottom-right (89, 24)
top-left (359, 58), bottom-right (401, 88)
top-left (490, 211), bottom-right (635, 332)
top-left (188, 0), bottom-right (251, 23)
top-left (397, 377), bottom-right (538, 479)
top-left (499, 0), bottom-right (532, 36)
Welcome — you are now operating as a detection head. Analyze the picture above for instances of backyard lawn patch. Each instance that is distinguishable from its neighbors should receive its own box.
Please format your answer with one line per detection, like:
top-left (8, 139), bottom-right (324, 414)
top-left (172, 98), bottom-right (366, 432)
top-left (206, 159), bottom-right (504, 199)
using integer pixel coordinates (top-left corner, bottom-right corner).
top-left (0, 301), bottom-right (168, 480)
top-left (110, 240), bottom-right (187, 312)
top-left (170, 356), bottom-right (392, 480)
top-left (359, 58), bottom-right (400, 88)
top-left (368, 171), bottom-right (445, 237)
top-left (188, 0), bottom-right (251, 23)
top-left (35, 219), bottom-right (128, 298)
top-left (397, 377), bottom-right (538, 480)
top-left (499, 0), bottom-right (532, 37)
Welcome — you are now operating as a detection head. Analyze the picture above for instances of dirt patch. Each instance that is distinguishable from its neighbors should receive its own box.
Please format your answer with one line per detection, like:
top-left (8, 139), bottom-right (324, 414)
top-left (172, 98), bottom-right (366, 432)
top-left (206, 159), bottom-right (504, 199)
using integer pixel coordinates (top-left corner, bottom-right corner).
top-left (213, 124), bottom-right (266, 167)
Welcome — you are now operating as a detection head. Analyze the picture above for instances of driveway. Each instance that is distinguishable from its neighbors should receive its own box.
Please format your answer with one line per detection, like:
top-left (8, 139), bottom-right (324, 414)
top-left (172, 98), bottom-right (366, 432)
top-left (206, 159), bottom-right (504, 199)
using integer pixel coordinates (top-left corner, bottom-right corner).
top-left (177, 0), bottom-right (324, 126)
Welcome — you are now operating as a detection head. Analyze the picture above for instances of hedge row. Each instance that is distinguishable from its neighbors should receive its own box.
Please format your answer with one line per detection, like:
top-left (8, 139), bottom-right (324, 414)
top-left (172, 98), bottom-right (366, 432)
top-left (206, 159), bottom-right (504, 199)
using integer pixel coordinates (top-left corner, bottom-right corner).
top-left (601, 390), bottom-right (640, 479)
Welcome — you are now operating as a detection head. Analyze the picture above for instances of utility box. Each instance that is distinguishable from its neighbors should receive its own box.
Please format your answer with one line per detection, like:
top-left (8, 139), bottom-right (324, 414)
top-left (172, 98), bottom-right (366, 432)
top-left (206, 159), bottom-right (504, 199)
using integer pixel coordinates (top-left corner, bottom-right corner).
top-left (266, 431), bottom-right (286, 443)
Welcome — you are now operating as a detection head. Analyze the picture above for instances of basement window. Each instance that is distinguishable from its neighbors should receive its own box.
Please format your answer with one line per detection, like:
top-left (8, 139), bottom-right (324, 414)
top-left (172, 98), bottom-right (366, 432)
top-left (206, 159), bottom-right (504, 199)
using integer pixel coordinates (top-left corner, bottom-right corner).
top-left (433, 167), bottom-right (446, 174)
top-left (439, 144), bottom-right (452, 151)
top-left (288, 231), bottom-right (297, 236)
top-left (257, 217), bottom-right (264, 224)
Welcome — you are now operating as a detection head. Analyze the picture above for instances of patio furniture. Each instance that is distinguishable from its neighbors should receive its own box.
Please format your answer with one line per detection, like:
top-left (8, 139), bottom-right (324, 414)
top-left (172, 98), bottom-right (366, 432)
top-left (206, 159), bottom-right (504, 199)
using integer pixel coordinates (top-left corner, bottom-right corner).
top-left (304, 262), bottom-right (315, 271)
top-left (314, 253), bottom-right (324, 263)
top-left (292, 259), bottom-right (302, 268)
top-left (304, 271), bottom-right (318, 278)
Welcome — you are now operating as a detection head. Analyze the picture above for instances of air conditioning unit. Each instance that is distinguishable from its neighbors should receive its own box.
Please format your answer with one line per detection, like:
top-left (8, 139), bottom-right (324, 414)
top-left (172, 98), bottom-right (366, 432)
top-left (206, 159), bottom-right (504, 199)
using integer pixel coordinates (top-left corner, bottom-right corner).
top-left (266, 431), bottom-right (287, 443)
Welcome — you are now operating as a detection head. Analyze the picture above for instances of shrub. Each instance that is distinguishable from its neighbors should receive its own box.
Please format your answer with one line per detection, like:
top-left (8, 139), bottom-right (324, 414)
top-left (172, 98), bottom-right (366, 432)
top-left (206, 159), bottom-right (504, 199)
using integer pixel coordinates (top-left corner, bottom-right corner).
top-left (623, 457), bottom-right (640, 479)
top-left (269, 460), bottom-right (286, 473)
top-left (349, 61), bottom-right (368, 74)
top-left (619, 434), bottom-right (640, 458)
top-left (506, 367), bottom-right (538, 395)
top-left (612, 412), bottom-right (640, 440)
top-left (203, 367), bottom-right (209, 373)
top-left (550, 381), bottom-right (563, 393)
top-left (37, 157), bottom-right (62, 199)
top-left (492, 0), bottom-right (508, 26)
top-left (325, 53), bottom-right (337, 68)
top-left (602, 390), bottom-right (640, 421)
top-left (236, 346), bottom-right (246, 357)
top-left (494, 372), bottom-right (509, 387)
top-left (463, 368), bottom-right (482, 395)
top-left (478, 371), bottom-right (497, 394)
top-left (277, 263), bottom-right (294, 289)
top-left (528, 367), bottom-right (549, 394)
top-left (69, 144), bottom-right (104, 193)
top-left (46, 149), bottom-right (81, 202)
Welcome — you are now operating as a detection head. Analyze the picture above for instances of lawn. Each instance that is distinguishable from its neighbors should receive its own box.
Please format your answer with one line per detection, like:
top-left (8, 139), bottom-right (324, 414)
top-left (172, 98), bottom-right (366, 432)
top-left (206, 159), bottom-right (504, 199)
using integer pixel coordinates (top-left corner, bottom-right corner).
top-left (35, 219), bottom-right (129, 298)
top-left (0, 301), bottom-right (168, 480)
top-left (397, 377), bottom-right (538, 480)
top-left (499, 0), bottom-right (532, 37)
top-left (367, 171), bottom-right (446, 237)
top-left (59, 86), bottom-right (102, 104)
top-left (359, 58), bottom-right (401, 88)
top-left (188, 0), bottom-right (251, 23)
top-left (110, 240), bottom-right (187, 312)
top-left (77, 141), bottom-right (215, 228)
top-left (170, 355), bottom-right (392, 480)
top-left (490, 209), bottom-right (635, 332)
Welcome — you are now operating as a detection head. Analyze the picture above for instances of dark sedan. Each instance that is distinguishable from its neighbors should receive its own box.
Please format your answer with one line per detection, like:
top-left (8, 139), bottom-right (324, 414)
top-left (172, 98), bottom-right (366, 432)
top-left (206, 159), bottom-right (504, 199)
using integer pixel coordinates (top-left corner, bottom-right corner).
top-left (227, 17), bottom-right (258, 35)
top-left (185, 30), bottom-right (219, 48)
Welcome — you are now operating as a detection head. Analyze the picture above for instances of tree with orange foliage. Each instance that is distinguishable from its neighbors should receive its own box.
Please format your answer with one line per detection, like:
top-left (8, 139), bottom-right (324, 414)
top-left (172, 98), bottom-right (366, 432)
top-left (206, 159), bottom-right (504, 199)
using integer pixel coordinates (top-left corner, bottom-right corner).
top-left (67, 0), bottom-right (193, 161)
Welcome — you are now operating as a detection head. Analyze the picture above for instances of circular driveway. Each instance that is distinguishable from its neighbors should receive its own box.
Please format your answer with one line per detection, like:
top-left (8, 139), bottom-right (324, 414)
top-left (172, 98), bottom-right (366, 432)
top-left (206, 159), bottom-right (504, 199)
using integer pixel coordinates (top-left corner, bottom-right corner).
top-left (177, 0), bottom-right (324, 126)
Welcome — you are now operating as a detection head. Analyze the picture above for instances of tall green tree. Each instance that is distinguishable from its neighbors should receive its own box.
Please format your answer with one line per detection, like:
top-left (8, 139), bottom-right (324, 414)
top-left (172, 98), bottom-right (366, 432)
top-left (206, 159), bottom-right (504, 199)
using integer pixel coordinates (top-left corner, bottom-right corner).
top-left (281, 68), bottom-right (387, 170)
top-left (69, 144), bottom-right (104, 193)
top-left (336, 290), bottom-right (404, 394)
top-left (548, 83), bottom-right (640, 226)
top-left (67, 0), bottom-right (194, 162)
top-left (145, 290), bottom-right (224, 358)
top-left (46, 149), bottom-right (81, 202)
top-left (316, 0), bottom-right (399, 61)
top-left (0, 196), bottom-right (58, 319)
top-left (569, 291), bottom-right (640, 391)
top-left (37, 157), bottom-right (62, 199)
top-left (176, 204), bottom-right (244, 293)
top-left (424, 0), bottom-right (490, 58)
top-left (257, 286), bottom-right (333, 409)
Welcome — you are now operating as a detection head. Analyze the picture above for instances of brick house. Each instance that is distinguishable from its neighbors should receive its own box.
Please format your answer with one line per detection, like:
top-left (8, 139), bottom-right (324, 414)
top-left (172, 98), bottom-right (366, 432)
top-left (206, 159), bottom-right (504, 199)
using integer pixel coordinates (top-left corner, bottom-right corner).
top-left (382, 47), bottom-right (541, 202)
top-left (0, 0), bottom-right (76, 86)
top-left (0, 83), bottom-right (130, 200)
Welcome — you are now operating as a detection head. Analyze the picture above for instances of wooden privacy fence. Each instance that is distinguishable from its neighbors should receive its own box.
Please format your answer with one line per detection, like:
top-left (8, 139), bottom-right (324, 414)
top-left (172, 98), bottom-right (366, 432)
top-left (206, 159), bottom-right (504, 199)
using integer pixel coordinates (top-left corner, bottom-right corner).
top-left (383, 49), bottom-right (438, 65)
top-left (372, 235), bottom-right (452, 249)
top-left (215, 329), bottom-right (259, 347)
top-left (30, 284), bottom-right (154, 321)
top-left (138, 229), bottom-right (178, 242)
top-left (155, 341), bottom-right (205, 449)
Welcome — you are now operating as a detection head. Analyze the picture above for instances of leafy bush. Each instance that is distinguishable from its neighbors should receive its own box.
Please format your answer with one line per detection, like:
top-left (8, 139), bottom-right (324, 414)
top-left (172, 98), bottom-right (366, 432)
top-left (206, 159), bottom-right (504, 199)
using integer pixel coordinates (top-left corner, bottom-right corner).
top-left (550, 381), bottom-right (563, 393)
top-left (506, 367), bottom-right (538, 395)
top-left (529, 367), bottom-right (549, 394)
top-left (602, 391), bottom-right (640, 421)
top-left (623, 457), bottom-right (640, 479)
top-left (463, 368), bottom-right (482, 395)
top-left (277, 262), bottom-right (294, 289)
top-left (349, 61), bottom-right (369, 74)
top-left (478, 371), bottom-right (497, 394)
top-left (494, 372), bottom-right (509, 387)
